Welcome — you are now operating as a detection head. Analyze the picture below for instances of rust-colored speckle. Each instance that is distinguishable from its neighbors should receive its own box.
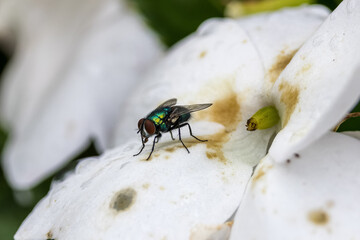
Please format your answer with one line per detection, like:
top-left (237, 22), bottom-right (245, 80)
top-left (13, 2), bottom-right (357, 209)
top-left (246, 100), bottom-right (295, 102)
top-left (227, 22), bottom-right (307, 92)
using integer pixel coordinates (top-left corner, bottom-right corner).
top-left (164, 141), bottom-right (197, 153)
top-left (308, 209), bottom-right (329, 225)
top-left (111, 188), bottom-right (136, 212)
top-left (253, 164), bottom-right (273, 183)
top-left (164, 155), bottom-right (170, 159)
top-left (142, 183), bottom-right (150, 189)
top-left (206, 151), bottom-right (217, 159)
top-left (300, 63), bottom-right (311, 74)
top-left (208, 90), bottom-right (241, 131)
top-left (225, 221), bottom-right (234, 227)
top-left (159, 186), bottom-right (165, 191)
top-left (202, 130), bottom-right (229, 163)
top-left (165, 147), bottom-right (176, 153)
top-left (278, 82), bottom-right (299, 127)
top-left (199, 51), bottom-right (207, 58)
top-left (253, 167), bottom-right (265, 181)
top-left (268, 49), bottom-right (298, 84)
top-left (189, 222), bottom-right (233, 240)
top-left (201, 87), bottom-right (241, 163)
top-left (242, 39), bottom-right (247, 44)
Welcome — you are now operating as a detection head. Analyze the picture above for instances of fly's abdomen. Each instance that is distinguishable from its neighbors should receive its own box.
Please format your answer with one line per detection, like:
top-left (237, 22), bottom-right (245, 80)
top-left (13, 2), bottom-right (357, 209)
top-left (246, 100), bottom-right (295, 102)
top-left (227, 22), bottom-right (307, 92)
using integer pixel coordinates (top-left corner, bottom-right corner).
top-left (178, 113), bottom-right (191, 124)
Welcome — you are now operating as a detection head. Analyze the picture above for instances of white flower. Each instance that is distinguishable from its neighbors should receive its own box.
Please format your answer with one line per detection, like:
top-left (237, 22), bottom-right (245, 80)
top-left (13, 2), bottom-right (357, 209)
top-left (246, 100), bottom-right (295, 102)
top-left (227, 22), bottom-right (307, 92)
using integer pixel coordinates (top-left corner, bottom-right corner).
top-left (15, 1), bottom-right (360, 239)
top-left (0, 0), bottom-right (163, 190)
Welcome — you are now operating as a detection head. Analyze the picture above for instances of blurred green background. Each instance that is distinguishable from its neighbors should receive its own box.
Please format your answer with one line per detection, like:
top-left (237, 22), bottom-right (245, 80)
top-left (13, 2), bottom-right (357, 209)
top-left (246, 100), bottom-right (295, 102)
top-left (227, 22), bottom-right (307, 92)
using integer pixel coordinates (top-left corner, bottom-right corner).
top-left (1, 0), bottom-right (358, 239)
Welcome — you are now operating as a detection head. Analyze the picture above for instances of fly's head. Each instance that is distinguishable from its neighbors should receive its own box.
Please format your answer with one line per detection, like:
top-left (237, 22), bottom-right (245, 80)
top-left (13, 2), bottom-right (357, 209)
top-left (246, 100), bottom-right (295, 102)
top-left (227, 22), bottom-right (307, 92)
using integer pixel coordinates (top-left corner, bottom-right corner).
top-left (137, 118), bottom-right (156, 142)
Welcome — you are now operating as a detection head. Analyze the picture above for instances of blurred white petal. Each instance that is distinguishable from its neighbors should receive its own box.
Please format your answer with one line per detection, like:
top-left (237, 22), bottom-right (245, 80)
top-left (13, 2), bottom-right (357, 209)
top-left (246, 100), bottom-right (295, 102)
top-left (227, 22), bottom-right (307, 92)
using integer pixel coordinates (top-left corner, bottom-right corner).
top-left (269, 0), bottom-right (360, 162)
top-left (230, 132), bottom-right (360, 239)
top-left (0, 0), bottom-right (163, 189)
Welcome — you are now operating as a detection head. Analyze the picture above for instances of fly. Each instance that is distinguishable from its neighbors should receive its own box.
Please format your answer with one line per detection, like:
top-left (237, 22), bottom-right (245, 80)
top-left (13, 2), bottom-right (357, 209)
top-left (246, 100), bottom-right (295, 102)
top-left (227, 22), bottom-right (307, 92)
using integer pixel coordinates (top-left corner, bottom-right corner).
top-left (134, 98), bottom-right (212, 160)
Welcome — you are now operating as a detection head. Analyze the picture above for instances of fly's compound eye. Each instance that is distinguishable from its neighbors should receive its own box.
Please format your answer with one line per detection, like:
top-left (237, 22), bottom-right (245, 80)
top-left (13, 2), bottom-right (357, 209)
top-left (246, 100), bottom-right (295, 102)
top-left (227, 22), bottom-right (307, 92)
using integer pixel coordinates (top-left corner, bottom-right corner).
top-left (138, 118), bottom-right (145, 130)
top-left (144, 119), bottom-right (156, 135)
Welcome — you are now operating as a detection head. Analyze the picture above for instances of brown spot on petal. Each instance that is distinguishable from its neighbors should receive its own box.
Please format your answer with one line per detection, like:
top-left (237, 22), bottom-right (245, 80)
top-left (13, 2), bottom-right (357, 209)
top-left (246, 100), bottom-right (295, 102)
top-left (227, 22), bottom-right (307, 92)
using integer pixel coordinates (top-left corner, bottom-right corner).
top-left (253, 164), bottom-right (273, 183)
top-left (163, 141), bottom-right (197, 154)
top-left (203, 89), bottom-right (241, 162)
top-left (279, 82), bottom-right (299, 127)
top-left (165, 147), bottom-right (176, 152)
top-left (195, 81), bottom-right (241, 163)
top-left (206, 151), bottom-right (217, 159)
top-left (268, 49), bottom-right (298, 84)
top-left (300, 63), bottom-right (311, 74)
top-left (46, 230), bottom-right (53, 239)
top-left (208, 89), bottom-right (241, 131)
top-left (190, 222), bottom-right (233, 240)
top-left (308, 209), bottom-right (329, 225)
top-left (111, 188), bottom-right (136, 212)
top-left (253, 167), bottom-right (266, 181)
top-left (199, 51), bottom-right (207, 58)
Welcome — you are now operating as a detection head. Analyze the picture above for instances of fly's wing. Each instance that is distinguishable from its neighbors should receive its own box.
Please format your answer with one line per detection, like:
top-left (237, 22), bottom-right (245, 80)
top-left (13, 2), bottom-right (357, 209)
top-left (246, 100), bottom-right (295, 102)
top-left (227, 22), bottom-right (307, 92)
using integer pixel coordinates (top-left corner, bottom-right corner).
top-left (156, 98), bottom-right (177, 109)
top-left (169, 103), bottom-right (212, 119)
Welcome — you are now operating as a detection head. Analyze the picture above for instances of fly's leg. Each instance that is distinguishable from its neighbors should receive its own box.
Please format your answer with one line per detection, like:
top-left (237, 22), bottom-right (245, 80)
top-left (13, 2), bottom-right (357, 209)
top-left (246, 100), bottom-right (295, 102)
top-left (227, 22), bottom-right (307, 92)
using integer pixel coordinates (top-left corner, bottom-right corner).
top-left (169, 130), bottom-right (175, 140)
top-left (146, 134), bottom-right (161, 160)
top-left (178, 126), bottom-right (190, 154)
top-left (133, 144), bottom-right (145, 156)
top-left (155, 133), bottom-right (162, 143)
top-left (134, 133), bottom-right (146, 157)
top-left (178, 123), bottom-right (207, 142)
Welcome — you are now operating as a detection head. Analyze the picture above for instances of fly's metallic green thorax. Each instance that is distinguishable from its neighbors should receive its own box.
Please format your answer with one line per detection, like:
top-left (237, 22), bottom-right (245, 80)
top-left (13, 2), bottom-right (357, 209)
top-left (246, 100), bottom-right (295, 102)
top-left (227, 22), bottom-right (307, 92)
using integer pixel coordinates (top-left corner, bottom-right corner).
top-left (147, 106), bottom-right (191, 132)
top-left (147, 107), bottom-right (172, 132)
top-left (134, 98), bottom-right (212, 160)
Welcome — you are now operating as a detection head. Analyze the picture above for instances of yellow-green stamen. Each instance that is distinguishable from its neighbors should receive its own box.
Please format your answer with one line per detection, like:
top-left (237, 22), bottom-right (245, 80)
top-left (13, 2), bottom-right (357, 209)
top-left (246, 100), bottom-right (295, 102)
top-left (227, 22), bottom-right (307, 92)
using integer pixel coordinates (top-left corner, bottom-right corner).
top-left (246, 106), bottom-right (280, 131)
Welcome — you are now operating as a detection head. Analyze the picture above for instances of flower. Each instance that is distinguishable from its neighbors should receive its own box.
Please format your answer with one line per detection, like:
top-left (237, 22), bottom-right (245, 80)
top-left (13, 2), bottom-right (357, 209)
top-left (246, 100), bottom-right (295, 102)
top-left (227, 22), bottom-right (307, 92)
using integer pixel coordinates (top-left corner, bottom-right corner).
top-left (15, 1), bottom-right (360, 239)
top-left (0, 0), bottom-right (163, 190)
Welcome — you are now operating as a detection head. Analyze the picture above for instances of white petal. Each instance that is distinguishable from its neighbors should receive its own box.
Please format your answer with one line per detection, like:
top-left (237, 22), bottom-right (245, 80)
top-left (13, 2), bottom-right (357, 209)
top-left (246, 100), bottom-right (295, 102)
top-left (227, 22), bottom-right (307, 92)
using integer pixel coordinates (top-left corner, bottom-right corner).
top-left (1, 0), bottom-right (162, 190)
top-left (237, 5), bottom-right (330, 92)
top-left (231, 132), bottom-right (360, 239)
top-left (112, 6), bottom-right (327, 167)
top-left (269, 0), bottom-right (360, 162)
top-left (113, 18), bottom-right (276, 169)
top-left (15, 139), bottom-right (252, 239)
top-left (341, 131), bottom-right (360, 140)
